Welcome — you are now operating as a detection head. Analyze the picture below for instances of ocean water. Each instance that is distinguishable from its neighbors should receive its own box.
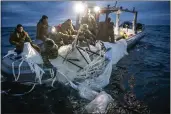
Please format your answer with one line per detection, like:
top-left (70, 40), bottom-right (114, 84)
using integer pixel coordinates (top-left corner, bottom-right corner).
top-left (1, 25), bottom-right (170, 114)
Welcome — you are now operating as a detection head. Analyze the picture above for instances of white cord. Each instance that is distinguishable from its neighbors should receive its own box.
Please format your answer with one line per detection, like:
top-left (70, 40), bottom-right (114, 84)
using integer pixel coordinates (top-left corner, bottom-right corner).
top-left (11, 83), bottom-right (36, 97)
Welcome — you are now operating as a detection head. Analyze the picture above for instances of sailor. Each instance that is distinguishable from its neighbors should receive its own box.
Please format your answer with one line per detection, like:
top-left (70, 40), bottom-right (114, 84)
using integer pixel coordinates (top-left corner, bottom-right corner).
top-left (78, 24), bottom-right (96, 45)
top-left (107, 17), bottom-right (115, 43)
top-left (41, 38), bottom-right (58, 67)
top-left (80, 9), bottom-right (97, 36)
top-left (58, 19), bottom-right (77, 36)
top-left (36, 15), bottom-right (49, 41)
top-left (50, 32), bottom-right (75, 46)
top-left (9, 24), bottom-right (40, 54)
top-left (49, 26), bottom-right (75, 46)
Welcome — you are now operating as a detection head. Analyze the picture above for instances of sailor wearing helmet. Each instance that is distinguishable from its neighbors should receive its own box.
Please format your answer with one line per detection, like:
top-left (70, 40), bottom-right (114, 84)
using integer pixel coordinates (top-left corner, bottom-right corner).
top-left (48, 26), bottom-right (75, 47)
top-left (41, 38), bottom-right (58, 68)
top-left (78, 24), bottom-right (96, 46)
top-left (58, 19), bottom-right (77, 37)
top-left (57, 19), bottom-right (77, 44)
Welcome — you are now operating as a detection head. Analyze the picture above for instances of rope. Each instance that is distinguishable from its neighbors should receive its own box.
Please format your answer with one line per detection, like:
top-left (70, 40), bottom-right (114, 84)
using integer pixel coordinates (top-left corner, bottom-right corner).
top-left (51, 68), bottom-right (78, 90)
top-left (77, 53), bottom-right (106, 80)
top-left (3, 50), bottom-right (17, 59)
top-left (50, 68), bottom-right (55, 78)
top-left (12, 57), bottom-right (25, 81)
top-left (51, 76), bottom-right (57, 87)
top-left (33, 63), bottom-right (44, 84)
top-left (16, 58), bottom-right (24, 81)
top-left (11, 53), bottom-right (45, 84)
top-left (10, 83), bottom-right (36, 97)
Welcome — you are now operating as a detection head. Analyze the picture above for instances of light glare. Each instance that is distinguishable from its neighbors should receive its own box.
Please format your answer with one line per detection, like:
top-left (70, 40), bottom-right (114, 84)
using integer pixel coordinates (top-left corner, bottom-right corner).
top-left (75, 3), bottom-right (85, 13)
top-left (51, 27), bottom-right (56, 33)
top-left (94, 6), bottom-right (100, 12)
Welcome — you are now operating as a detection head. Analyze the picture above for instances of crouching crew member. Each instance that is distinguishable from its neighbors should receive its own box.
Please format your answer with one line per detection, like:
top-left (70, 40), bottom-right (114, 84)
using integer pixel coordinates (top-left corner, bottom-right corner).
top-left (41, 38), bottom-right (58, 68)
top-left (49, 26), bottom-right (75, 47)
top-left (9, 24), bottom-right (40, 54)
top-left (58, 19), bottom-right (77, 36)
top-left (78, 24), bottom-right (96, 46)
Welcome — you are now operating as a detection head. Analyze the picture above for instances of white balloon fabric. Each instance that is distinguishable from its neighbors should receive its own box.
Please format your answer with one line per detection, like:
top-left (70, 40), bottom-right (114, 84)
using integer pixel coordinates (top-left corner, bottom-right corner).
top-left (49, 39), bottom-right (128, 101)
top-left (85, 91), bottom-right (114, 113)
top-left (21, 42), bottom-right (43, 64)
top-left (5, 39), bottom-right (128, 112)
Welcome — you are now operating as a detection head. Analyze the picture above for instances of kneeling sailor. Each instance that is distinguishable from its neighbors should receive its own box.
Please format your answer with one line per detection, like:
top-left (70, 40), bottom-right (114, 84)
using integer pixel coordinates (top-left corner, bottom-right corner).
top-left (41, 38), bottom-right (58, 68)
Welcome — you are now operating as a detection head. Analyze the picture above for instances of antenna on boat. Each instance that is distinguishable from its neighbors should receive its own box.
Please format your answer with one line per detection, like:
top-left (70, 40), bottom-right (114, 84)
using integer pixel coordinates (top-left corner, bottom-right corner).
top-left (114, 1), bottom-right (117, 7)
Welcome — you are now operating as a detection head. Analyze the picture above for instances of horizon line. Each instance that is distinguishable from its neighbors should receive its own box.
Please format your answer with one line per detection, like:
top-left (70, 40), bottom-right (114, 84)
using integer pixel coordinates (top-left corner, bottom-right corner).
top-left (1, 24), bottom-right (170, 28)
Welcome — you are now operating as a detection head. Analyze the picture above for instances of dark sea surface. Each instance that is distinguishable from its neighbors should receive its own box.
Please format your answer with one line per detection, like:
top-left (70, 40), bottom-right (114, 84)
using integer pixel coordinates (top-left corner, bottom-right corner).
top-left (1, 25), bottom-right (170, 114)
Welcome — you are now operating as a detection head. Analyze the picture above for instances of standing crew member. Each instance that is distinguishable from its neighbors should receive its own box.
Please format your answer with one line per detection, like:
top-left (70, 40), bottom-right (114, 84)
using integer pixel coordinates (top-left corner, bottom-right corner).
top-left (36, 15), bottom-right (49, 41)
top-left (107, 17), bottom-right (115, 43)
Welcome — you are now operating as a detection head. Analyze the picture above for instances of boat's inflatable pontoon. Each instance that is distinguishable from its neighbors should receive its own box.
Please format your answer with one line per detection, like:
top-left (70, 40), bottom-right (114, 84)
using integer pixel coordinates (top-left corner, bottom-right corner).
top-left (2, 30), bottom-right (145, 85)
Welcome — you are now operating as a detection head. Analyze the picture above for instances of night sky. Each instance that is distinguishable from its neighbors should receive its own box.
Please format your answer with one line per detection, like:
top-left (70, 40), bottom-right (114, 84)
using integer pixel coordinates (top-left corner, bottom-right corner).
top-left (1, 1), bottom-right (170, 27)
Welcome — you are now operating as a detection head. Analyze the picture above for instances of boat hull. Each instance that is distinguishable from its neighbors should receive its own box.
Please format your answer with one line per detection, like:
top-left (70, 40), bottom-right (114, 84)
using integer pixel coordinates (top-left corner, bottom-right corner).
top-left (1, 31), bottom-right (145, 84)
top-left (126, 31), bottom-right (145, 49)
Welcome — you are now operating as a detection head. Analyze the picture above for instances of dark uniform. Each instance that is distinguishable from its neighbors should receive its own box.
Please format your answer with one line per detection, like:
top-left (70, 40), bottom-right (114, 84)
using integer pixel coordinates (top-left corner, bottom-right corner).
top-left (107, 22), bottom-right (115, 43)
top-left (9, 29), bottom-right (40, 54)
top-left (41, 38), bottom-right (58, 67)
top-left (96, 17), bottom-right (115, 43)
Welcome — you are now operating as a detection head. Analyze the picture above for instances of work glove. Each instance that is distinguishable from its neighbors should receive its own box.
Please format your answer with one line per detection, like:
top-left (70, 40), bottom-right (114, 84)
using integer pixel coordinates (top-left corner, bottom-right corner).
top-left (69, 35), bottom-right (75, 40)
top-left (17, 42), bottom-right (24, 46)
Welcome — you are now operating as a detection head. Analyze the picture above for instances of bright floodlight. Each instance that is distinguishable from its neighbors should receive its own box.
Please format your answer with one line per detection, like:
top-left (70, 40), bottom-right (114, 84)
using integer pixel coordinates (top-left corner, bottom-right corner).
top-left (51, 26), bottom-right (56, 33)
top-left (94, 6), bottom-right (100, 12)
top-left (75, 3), bottom-right (85, 13)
